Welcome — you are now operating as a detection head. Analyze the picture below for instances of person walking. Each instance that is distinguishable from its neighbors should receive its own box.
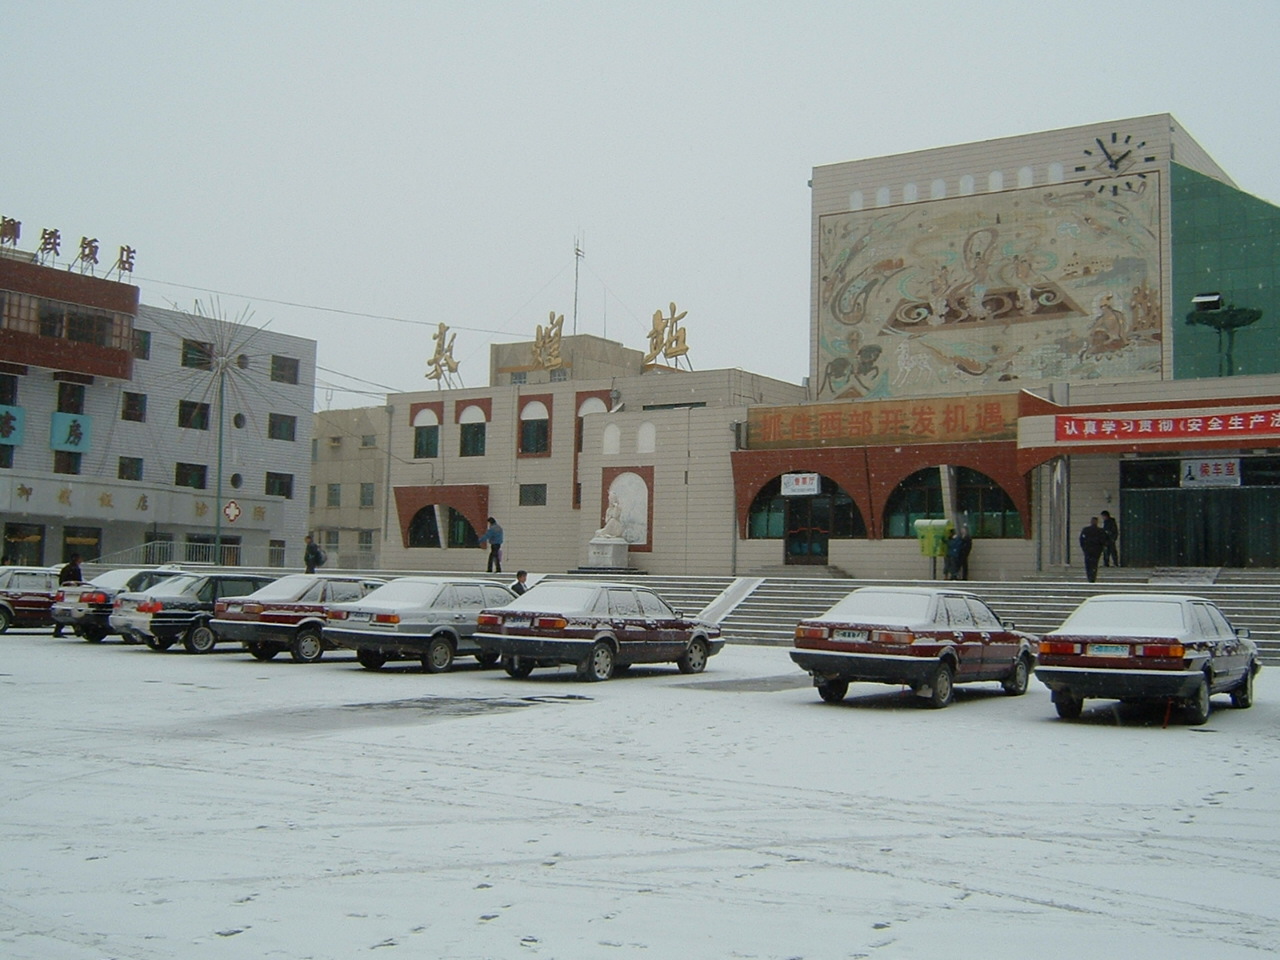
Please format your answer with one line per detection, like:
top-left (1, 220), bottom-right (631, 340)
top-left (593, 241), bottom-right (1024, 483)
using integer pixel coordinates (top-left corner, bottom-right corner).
top-left (477, 517), bottom-right (504, 573)
top-left (52, 553), bottom-right (83, 637)
top-left (303, 535), bottom-right (324, 574)
top-left (1079, 517), bottom-right (1108, 583)
top-left (956, 524), bottom-right (973, 581)
top-left (1101, 510), bottom-right (1120, 567)
top-left (510, 570), bottom-right (529, 595)
top-left (943, 530), bottom-right (962, 580)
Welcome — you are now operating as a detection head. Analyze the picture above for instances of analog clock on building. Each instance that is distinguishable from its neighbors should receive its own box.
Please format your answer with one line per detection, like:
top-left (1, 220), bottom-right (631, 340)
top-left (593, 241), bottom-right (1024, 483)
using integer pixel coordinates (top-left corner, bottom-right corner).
top-left (1076, 131), bottom-right (1155, 196)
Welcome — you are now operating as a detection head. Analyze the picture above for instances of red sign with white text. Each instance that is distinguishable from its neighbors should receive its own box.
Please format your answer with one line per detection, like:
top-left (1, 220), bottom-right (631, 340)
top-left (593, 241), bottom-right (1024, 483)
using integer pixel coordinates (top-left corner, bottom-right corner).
top-left (1055, 408), bottom-right (1280, 443)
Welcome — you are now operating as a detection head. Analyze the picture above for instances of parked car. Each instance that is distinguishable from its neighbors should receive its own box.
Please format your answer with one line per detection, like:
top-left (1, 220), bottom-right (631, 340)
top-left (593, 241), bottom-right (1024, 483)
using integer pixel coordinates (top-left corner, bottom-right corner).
top-left (1036, 593), bottom-right (1260, 724)
top-left (111, 572), bottom-right (278, 652)
top-left (474, 580), bottom-right (724, 681)
top-left (211, 574), bottom-right (387, 662)
top-left (51, 566), bottom-right (186, 642)
top-left (789, 586), bottom-right (1037, 707)
top-left (0, 566), bottom-right (62, 633)
top-left (324, 576), bottom-right (517, 671)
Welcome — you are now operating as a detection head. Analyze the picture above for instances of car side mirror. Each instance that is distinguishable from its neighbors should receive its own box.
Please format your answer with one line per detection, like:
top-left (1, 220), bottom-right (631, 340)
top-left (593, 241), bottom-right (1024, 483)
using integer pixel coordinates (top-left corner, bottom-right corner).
top-left (1237, 627), bottom-right (1251, 639)
top-left (1003, 620), bottom-right (1016, 630)
top-left (673, 610), bottom-right (683, 619)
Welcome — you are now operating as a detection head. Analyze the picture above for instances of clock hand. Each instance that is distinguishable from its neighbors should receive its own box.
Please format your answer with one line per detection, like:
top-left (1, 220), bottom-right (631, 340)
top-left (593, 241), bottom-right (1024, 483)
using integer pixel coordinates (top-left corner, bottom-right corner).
top-left (1095, 137), bottom-right (1115, 166)
top-left (1111, 149), bottom-right (1133, 168)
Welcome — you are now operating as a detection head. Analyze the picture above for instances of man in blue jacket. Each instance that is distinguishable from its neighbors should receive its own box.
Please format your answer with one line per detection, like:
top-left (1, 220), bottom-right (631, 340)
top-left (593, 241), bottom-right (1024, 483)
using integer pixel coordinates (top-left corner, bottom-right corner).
top-left (477, 517), bottom-right (504, 573)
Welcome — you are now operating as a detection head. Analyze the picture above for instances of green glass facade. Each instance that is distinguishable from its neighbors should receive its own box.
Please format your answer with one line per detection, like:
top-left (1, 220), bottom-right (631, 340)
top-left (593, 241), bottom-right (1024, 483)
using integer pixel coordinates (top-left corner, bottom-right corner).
top-left (1171, 163), bottom-right (1280, 378)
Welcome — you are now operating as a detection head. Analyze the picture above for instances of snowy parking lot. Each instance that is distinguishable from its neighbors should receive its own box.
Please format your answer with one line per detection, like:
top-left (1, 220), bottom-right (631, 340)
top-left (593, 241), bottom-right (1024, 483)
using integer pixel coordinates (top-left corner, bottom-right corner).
top-left (3, 630), bottom-right (1278, 959)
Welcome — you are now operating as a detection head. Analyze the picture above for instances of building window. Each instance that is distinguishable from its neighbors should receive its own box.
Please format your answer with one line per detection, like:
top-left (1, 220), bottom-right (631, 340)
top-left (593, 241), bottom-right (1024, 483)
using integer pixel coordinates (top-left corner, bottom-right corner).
top-left (0, 446), bottom-right (12, 469)
top-left (359, 482), bottom-right (375, 507)
top-left (459, 421), bottom-right (486, 457)
top-left (519, 400), bottom-right (550, 455)
top-left (358, 529), bottom-right (375, 552)
top-left (57, 382), bottom-right (85, 414)
top-left (327, 483), bottom-right (341, 507)
top-left (884, 467), bottom-right (944, 537)
top-left (118, 456), bottom-right (143, 481)
top-left (229, 473), bottom-right (242, 488)
top-left (178, 400), bottom-right (210, 430)
top-left (121, 392), bottom-right (147, 422)
top-left (132, 329), bottom-right (151, 360)
top-left (268, 413), bottom-right (297, 441)
top-left (270, 355), bottom-right (300, 384)
top-left (988, 170), bottom-right (1004, 192)
top-left (510, 371), bottom-right (527, 385)
top-left (175, 462), bottom-right (207, 489)
top-left (268, 539), bottom-right (286, 568)
top-left (955, 467), bottom-right (1022, 538)
top-left (324, 530), bottom-right (339, 555)
top-left (408, 506), bottom-right (441, 548)
top-left (414, 424), bottom-right (439, 458)
top-left (447, 507), bottom-right (478, 548)
top-left (181, 339), bottom-right (213, 369)
top-left (309, 485), bottom-right (316, 508)
top-left (0, 373), bottom-right (16, 405)
top-left (519, 483), bottom-right (547, 506)
top-left (266, 472), bottom-right (294, 498)
top-left (311, 438), bottom-right (318, 462)
top-left (54, 450), bottom-right (82, 475)
top-left (903, 182), bottom-right (918, 203)
top-left (550, 368), bottom-right (568, 382)
top-left (361, 434), bottom-right (376, 447)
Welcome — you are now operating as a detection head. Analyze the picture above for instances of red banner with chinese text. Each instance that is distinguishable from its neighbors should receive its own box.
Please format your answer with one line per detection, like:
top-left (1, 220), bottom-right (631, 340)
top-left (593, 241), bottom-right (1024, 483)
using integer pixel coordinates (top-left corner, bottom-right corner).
top-left (1054, 409), bottom-right (1280, 443)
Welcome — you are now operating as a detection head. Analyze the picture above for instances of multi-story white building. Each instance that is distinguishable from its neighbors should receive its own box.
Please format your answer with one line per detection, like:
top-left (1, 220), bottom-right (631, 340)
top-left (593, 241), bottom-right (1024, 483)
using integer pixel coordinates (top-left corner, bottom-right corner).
top-left (0, 247), bottom-right (316, 567)
top-left (309, 406), bottom-right (391, 569)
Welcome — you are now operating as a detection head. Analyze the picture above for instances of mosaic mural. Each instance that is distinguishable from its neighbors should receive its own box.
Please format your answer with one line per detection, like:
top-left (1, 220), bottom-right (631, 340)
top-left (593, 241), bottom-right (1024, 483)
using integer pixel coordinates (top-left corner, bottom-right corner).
top-left (816, 178), bottom-right (1164, 399)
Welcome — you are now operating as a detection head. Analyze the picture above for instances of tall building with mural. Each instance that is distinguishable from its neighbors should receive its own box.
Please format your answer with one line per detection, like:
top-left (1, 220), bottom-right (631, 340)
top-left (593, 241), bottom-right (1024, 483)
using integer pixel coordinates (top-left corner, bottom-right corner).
top-left (728, 113), bottom-right (1280, 576)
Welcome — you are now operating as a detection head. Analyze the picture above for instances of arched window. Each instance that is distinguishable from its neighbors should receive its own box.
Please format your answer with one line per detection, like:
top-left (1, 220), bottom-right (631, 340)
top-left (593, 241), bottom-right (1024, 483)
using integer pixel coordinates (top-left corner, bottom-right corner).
top-left (848, 189), bottom-right (864, 211)
top-left (959, 174), bottom-right (975, 196)
top-left (988, 170), bottom-right (1004, 193)
top-left (876, 186), bottom-right (891, 207)
top-left (1047, 162), bottom-right (1064, 184)
top-left (637, 421), bottom-right (656, 454)
top-left (955, 467), bottom-right (1022, 538)
top-left (930, 178), bottom-right (946, 199)
top-left (602, 423), bottom-right (621, 455)
top-left (519, 400), bottom-right (550, 455)
top-left (576, 397), bottom-right (607, 454)
top-left (412, 408), bottom-right (439, 459)
top-left (884, 467), bottom-right (945, 538)
top-left (903, 182), bottom-right (918, 203)
top-left (1017, 165), bottom-right (1034, 188)
top-left (458, 404), bottom-right (487, 457)
top-left (747, 476), bottom-right (865, 539)
top-left (407, 506), bottom-right (441, 547)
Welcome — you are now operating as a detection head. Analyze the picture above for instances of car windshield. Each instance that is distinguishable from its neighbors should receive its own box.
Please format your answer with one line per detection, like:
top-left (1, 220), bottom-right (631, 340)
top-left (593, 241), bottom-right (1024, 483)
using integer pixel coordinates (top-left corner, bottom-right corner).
top-left (144, 574), bottom-right (204, 597)
top-left (1057, 599), bottom-right (1187, 634)
top-left (820, 590), bottom-right (934, 623)
top-left (242, 575), bottom-right (315, 602)
top-left (505, 583), bottom-right (601, 613)
top-left (358, 580), bottom-right (443, 605)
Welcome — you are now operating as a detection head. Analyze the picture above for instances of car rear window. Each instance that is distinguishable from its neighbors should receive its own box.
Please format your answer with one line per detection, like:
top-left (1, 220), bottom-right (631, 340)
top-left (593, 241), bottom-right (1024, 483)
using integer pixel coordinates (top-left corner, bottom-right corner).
top-left (146, 575), bottom-right (204, 597)
top-left (1057, 599), bottom-right (1186, 635)
top-left (244, 576), bottom-right (314, 601)
top-left (821, 591), bottom-right (933, 623)
top-left (360, 580), bottom-right (443, 604)
top-left (509, 583), bottom-right (602, 613)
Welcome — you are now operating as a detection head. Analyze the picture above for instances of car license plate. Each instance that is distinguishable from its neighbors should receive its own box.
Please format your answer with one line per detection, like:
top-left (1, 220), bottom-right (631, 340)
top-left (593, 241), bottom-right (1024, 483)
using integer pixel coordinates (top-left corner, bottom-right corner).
top-left (835, 629), bottom-right (869, 642)
top-left (348, 611), bottom-right (371, 621)
top-left (505, 616), bottom-right (531, 628)
top-left (1087, 643), bottom-right (1129, 657)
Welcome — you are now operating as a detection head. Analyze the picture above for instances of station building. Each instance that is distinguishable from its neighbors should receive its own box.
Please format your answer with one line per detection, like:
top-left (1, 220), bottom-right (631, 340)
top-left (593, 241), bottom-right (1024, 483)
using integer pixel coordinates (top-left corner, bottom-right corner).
top-left (0, 243), bottom-right (316, 567)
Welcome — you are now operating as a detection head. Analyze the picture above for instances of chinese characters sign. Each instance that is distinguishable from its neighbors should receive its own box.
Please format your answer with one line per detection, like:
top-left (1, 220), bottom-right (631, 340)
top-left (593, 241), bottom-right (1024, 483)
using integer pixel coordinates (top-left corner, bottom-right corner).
top-left (49, 413), bottom-right (92, 452)
top-left (748, 394), bottom-right (1016, 449)
top-left (1180, 459), bottom-right (1241, 488)
top-left (1055, 409), bottom-right (1280, 443)
top-left (781, 473), bottom-right (819, 496)
top-left (644, 302), bottom-right (690, 366)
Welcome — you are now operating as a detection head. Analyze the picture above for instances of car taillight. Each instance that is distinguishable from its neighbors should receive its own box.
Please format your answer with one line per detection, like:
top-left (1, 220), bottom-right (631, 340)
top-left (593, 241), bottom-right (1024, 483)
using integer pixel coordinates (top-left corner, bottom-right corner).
top-left (242, 603), bottom-right (264, 615)
top-left (54, 591), bottom-right (66, 602)
top-left (373, 613), bottom-right (400, 624)
top-left (534, 616), bottom-right (567, 630)
top-left (1137, 643), bottom-right (1184, 658)
top-left (477, 613), bottom-right (502, 627)
top-left (84, 591), bottom-right (108, 604)
top-left (794, 624), bottom-right (829, 641)
top-left (138, 600), bottom-right (164, 614)
top-left (327, 609), bottom-right (348, 621)
top-left (214, 602), bottom-right (228, 615)
top-left (871, 630), bottom-right (913, 644)
top-left (1040, 641), bottom-right (1081, 656)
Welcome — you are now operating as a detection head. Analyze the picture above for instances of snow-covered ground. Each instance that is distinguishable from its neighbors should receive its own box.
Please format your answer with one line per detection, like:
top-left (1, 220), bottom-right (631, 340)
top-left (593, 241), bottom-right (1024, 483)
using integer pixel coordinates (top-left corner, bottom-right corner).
top-left (3, 630), bottom-right (1278, 959)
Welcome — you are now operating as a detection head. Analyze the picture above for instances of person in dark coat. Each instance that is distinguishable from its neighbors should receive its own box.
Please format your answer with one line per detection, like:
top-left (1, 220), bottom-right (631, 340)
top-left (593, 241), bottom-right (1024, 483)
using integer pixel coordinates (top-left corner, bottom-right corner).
top-left (53, 553), bottom-right (83, 637)
top-left (510, 570), bottom-right (528, 595)
top-left (477, 517), bottom-right (504, 573)
top-left (1101, 510), bottom-right (1120, 567)
top-left (303, 535), bottom-right (323, 574)
top-left (1079, 517), bottom-right (1108, 583)
top-left (956, 525), bottom-right (973, 581)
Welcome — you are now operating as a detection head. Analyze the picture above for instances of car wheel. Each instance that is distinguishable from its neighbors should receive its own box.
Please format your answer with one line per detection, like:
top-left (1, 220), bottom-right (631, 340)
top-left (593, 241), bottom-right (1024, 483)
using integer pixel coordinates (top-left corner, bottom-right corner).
top-left (817, 678), bottom-right (848, 703)
top-left (677, 638), bottom-right (709, 674)
top-left (1001, 656), bottom-right (1031, 696)
top-left (0, 607), bottom-right (11, 633)
top-left (581, 641), bottom-right (615, 682)
top-left (422, 636), bottom-right (455, 673)
top-left (476, 651), bottom-right (500, 668)
top-left (503, 654), bottom-right (535, 678)
top-left (290, 629), bottom-right (324, 664)
top-left (1231, 663), bottom-right (1255, 709)
top-left (246, 642), bottom-right (279, 661)
top-left (184, 623), bottom-right (218, 654)
top-left (925, 661), bottom-right (954, 708)
top-left (356, 648), bottom-right (387, 670)
top-left (1184, 674), bottom-right (1211, 725)
top-left (81, 626), bottom-right (108, 643)
top-left (1054, 692), bottom-right (1083, 720)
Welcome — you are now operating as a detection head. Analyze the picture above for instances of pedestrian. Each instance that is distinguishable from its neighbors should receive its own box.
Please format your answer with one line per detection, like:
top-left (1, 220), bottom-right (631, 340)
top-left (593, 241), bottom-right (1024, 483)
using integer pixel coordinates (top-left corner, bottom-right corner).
top-left (477, 517), bottom-right (504, 573)
top-left (943, 530), bottom-right (962, 580)
top-left (510, 570), bottom-right (528, 595)
top-left (1079, 517), bottom-right (1108, 583)
top-left (53, 553), bottom-right (83, 637)
top-left (1101, 510), bottom-right (1120, 567)
top-left (956, 524), bottom-right (973, 581)
top-left (303, 534), bottom-right (324, 574)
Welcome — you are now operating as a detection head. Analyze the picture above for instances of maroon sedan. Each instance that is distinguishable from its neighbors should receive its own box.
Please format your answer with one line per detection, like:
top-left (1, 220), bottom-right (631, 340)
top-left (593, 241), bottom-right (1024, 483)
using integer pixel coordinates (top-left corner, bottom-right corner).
top-left (0, 566), bottom-right (62, 633)
top-left (790, 586), bottom-right (1037, 707)
top-left (212, 574), bottom-right (386, 662)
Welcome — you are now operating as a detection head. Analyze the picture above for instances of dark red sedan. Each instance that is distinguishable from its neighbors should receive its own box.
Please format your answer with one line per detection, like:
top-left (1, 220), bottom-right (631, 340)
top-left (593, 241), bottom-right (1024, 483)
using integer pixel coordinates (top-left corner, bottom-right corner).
top-left (790, 586), bottom-right (1037, 707)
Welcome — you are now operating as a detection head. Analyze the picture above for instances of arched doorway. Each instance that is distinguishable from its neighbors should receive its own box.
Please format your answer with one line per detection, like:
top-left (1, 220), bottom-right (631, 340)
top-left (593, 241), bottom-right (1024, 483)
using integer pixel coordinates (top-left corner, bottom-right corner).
top-left (747, 475), bottom-right (865, 565)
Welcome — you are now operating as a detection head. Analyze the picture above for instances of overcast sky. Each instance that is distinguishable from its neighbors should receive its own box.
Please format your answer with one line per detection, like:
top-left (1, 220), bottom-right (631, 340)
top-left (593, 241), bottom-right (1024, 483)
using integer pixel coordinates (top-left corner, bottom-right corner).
top-left (8, 1), bottom-right (1279, 409)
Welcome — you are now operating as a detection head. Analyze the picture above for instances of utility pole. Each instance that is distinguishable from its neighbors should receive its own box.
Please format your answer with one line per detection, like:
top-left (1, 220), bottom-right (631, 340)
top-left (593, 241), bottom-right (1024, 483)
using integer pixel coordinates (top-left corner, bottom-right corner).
top-left (572, 237), bottom-right (584, 336)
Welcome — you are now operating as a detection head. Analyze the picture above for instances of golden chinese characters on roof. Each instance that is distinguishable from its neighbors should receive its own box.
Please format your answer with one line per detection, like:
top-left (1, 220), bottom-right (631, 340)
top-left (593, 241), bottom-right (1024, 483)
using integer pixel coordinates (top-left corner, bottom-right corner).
top-left (644, 302), bottom-right (692, 368)
top-left (426, 322), bottom-right (460, 388)
top-left (532, 312), bottom-right (564, 369)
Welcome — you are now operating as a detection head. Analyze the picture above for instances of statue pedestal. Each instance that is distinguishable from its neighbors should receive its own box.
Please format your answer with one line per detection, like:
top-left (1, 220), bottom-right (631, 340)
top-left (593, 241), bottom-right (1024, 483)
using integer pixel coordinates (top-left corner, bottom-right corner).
top-left (585, 537), bottom-right (629, 569)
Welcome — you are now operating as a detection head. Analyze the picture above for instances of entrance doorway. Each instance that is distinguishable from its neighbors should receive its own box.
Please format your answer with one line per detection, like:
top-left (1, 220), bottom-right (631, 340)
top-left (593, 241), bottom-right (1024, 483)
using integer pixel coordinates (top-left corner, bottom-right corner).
top-left (786, 495), bottom-right (831, 565)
